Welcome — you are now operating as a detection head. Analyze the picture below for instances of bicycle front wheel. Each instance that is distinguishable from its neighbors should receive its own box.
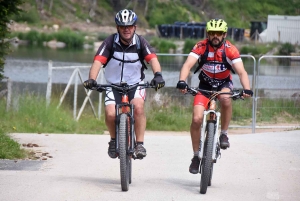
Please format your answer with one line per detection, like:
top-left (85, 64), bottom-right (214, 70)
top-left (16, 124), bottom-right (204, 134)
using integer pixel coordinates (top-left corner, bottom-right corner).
top-left (200, 121), bottom-right (215, 194)
top-left (119, 113), bottom-right (130, 191)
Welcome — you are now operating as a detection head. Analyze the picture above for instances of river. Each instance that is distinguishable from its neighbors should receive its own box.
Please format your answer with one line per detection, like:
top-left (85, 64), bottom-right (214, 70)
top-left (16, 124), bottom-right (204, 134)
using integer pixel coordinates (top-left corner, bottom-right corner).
top-left (3, 45), bottom-right (300, 98)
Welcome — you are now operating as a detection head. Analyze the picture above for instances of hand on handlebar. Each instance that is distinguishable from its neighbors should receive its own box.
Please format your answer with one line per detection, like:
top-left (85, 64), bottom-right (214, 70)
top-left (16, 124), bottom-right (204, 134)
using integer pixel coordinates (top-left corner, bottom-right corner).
top-left (176, 80), bottom-right (188, 93)
top-left (242, 89), bottom-right (253, 98)
top-left (83, 79), bottom-right (97, 89)
top-left (151, 72), bottom-right (165, 91)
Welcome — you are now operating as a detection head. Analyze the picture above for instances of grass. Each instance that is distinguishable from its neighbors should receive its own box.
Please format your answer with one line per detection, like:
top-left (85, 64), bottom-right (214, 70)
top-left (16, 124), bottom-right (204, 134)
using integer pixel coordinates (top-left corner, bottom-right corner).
top-left (0, 129), bottom-right (26, 159)
top-left (0, 93), bottom-right (106, 134)
top-left (0, 92), bottom-right (299, 159)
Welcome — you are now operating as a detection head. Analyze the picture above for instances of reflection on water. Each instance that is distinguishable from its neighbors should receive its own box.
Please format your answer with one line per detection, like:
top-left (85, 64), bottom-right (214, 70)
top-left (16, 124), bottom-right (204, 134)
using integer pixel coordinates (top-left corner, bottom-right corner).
top-left (7, 45), bottom-right (95, 63)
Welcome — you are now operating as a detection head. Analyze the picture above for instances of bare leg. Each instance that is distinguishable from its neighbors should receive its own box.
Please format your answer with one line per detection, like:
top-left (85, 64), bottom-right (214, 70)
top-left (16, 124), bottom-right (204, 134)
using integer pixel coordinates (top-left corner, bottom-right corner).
top-left (130, 98), bottom-right (146, 142)
top-left (219, 88), bottom-right (232, 131)
top-left (105, 104), bottom-right (116, 138)
top-left (190, 105), bottom-right (205, 152)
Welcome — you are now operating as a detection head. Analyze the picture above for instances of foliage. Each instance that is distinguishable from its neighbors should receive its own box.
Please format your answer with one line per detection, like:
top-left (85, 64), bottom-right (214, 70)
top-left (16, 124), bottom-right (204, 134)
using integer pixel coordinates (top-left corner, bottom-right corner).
top-left (0, 1), bottom-right (24, 82)
top-left (147, 1), bottom-right (201, 28)
top-left (183, 39), bottom-right (199, 54)
top-left (4, 0), bottom-right (300, 30)
top-left (150, 38), bottom-right (177, 53)
top-left (53, 29), bottom-right (84, 48)
top-left (0, 129), bottom-right (26, 159)
top-left (240, 42), bottom-right (278, 57)
top-left (10, 29), bottom-right (84, 48)
top-left (0, 93), bottom-right (106, 134)
top-left (209, 0), bottom-right (300, 28)
top-left (278, 42), bottom-right (295, 55)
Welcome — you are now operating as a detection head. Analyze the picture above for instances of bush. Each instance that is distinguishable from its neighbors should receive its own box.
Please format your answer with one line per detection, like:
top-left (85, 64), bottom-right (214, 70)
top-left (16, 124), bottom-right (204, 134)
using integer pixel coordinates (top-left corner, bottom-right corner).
top-left (278, 42), bottom-right (295, 55)
top-left (150, 38), bottom-right (176, 53)
top-left (183, 39), bottom-right (198, 54)
top-left (53, 29), bottom-right (84, 48)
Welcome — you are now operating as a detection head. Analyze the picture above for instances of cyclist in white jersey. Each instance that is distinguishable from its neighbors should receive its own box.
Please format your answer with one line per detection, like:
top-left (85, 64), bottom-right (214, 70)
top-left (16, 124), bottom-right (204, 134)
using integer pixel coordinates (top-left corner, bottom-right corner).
top-left (84, 9), bottom-right (165, 159)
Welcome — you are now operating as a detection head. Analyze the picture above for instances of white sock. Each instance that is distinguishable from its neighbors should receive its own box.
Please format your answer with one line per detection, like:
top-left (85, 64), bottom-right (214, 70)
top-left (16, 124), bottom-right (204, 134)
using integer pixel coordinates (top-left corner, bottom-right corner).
top-left (221, 130), bottom-right (228, 135)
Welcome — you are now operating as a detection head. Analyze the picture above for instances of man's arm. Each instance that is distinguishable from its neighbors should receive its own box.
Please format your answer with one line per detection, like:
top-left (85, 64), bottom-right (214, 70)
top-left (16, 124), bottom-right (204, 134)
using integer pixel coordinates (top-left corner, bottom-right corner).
top-left (89, 60), bottom-right (103, 80)
top-left (232, 61), bottom-right (251, 90)
top-left (148, 57), bottom-right (162, 73)
top-left (179, 55), bottom-right (198, 81)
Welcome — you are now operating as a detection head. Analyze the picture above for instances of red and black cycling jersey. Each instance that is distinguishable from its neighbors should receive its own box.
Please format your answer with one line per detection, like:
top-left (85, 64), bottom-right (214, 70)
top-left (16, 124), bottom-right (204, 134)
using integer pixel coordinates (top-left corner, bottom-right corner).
top-left (190, 39), bottom-right (242, 87)
top-left (94, 33), bottom-right (157, 85)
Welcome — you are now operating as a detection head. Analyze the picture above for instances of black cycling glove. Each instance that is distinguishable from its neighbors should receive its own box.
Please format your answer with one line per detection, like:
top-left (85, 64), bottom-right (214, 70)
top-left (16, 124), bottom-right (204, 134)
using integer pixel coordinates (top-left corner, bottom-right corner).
top-left (83, 79), bottom-right (97, 89)
top-left (243, 89), bottom-right (253, 97)
top-left (151, 72), bottom-right (165, 90)
top-left (176, 80), bottom-right (188, 90)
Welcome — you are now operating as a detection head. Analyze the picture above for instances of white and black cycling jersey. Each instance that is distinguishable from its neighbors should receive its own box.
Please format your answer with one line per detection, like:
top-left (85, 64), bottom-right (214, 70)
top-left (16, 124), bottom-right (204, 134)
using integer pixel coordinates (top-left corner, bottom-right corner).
top-left (94, 33), bottom-right (157, 85)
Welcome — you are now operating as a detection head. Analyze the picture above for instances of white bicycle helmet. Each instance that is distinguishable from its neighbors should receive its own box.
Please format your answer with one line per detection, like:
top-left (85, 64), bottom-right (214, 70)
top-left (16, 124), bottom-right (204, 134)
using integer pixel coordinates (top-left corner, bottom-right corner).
top-left (115, 9), bottom-right (138, 26)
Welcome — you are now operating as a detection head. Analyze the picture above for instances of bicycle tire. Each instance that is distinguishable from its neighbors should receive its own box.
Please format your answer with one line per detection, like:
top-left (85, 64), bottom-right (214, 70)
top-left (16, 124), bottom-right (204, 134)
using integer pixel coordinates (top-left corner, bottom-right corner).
top-left (129, 156), bottom-right (132, 184)
top-left (208, 164), bottom-right (213, 186)
top-left (200, 121), bottom-right (215, 194)
top-left (129, 116), bottom-right (133, 184)
top-left (119, 113), bottom-right (130, 191)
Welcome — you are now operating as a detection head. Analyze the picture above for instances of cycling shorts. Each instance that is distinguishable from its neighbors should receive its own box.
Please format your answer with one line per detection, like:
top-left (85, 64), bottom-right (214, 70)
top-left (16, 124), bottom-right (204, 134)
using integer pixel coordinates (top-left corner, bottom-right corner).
top-left (193, 81), bottom-right (233, 109)
top-left (104, 81), bottom-right (146, 105)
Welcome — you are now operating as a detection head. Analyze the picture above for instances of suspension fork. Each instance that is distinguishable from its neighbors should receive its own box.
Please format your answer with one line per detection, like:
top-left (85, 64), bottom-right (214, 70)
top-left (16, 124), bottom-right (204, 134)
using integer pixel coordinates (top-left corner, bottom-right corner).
top-left (115, 94), bottom-right (135, 155)
top-left (198, 100), bottom-right (220, 160)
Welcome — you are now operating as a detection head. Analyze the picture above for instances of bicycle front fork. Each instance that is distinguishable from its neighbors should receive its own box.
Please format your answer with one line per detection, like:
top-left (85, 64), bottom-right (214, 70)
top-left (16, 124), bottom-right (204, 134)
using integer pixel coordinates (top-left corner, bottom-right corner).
top-left (198, 110), bottom-right (221, 161)
top-left (115, 104), bottom-right (135, 156)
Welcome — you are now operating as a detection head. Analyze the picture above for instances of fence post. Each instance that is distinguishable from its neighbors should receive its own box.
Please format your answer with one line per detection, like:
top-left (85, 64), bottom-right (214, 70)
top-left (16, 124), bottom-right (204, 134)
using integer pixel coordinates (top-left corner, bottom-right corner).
top-left (74, 69), bottom-right (78, 119)
top-left (6, 78), bottom-right (12, 111)
top-left (46, 60), bottom-right (53, 107)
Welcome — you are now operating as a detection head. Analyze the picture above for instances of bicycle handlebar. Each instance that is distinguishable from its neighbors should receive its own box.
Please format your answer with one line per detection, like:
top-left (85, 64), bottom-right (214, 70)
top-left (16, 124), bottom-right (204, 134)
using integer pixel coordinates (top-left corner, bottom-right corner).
top-left (91, 82), bottom-right (155, 93)
top-left (186, 86), bottom-right (244, 100)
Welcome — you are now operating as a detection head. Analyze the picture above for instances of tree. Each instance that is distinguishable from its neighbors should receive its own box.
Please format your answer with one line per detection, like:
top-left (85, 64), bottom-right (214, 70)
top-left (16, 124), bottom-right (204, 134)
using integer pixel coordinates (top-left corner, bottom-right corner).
top-left (0, 1), bottom-right (23, 82)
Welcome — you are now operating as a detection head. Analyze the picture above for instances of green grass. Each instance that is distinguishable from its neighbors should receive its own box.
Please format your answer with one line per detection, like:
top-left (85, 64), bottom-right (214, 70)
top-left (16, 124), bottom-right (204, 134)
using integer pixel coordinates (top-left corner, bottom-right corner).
top-left (0, 93), bottom-right (299, 159)
top-left (0, 93), bottom-right (106, 134)
top-left (0, 129), bottom-right (26, 159)
top-left (256, 98), bottom-right (300, 123)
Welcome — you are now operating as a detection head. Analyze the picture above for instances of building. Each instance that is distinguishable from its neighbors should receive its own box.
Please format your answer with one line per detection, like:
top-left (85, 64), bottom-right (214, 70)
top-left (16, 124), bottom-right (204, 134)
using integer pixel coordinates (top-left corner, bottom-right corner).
top-left (265, 15), bottom-right (300, 44)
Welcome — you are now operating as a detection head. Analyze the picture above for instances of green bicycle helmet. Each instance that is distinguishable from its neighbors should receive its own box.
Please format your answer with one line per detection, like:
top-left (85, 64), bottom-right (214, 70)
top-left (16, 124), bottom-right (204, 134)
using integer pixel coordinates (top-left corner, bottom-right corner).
top-left (206, 19), bottom-right (228, 32)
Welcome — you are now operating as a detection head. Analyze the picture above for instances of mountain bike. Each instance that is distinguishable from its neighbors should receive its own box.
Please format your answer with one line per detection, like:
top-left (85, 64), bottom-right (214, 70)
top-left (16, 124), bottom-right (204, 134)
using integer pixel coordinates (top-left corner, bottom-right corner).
top-left (92, 82), bottom-right (154, 191)
top-left (186, 86), bottom-right (244, 194)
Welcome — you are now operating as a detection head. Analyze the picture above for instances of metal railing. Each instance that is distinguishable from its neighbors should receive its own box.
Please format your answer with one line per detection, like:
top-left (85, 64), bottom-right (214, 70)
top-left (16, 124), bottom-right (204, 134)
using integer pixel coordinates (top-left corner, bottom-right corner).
top-left (45, 54), bottom-right (300, 133)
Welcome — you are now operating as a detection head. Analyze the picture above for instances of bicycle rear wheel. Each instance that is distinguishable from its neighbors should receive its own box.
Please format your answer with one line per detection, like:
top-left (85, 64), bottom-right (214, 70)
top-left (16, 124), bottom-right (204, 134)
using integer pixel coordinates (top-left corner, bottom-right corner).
top-left (200, 121), bottom-right (215, 194)
top-left (119, 113), bottom-right (130, 191)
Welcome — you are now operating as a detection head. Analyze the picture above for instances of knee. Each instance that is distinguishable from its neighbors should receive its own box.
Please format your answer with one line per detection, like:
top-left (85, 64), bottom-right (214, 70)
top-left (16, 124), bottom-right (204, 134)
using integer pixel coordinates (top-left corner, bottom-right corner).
top-left (191, 116), bottom-right (203, 129)
top-left (220, 98), bottom-right (232, 107)
top-left (105, 110), bottom-right (115, 122)
top-left (134, 105), bottom-right (145, 117)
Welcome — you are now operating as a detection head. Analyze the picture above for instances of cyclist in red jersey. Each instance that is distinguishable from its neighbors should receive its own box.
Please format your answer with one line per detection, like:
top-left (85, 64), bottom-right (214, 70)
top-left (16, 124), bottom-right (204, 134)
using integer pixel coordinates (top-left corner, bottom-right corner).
top-left (176, 19), bottom-right (253, 174)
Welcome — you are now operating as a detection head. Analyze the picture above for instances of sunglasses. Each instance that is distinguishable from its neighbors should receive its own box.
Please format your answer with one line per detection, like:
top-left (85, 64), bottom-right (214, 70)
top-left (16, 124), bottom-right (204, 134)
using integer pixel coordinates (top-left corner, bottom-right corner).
top-left (208, 31), bottom-right (224, 36)
top-left (118, 25), bottom-right (135, 30)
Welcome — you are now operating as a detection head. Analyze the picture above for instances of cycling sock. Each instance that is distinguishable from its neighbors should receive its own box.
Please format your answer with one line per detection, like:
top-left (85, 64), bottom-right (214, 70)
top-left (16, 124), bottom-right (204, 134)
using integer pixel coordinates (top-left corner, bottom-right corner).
top-left (136, 141), bottom-right (144, 145)
top-left (221, 130), bottom-right (228, 135)
top-left (111, 138), bottom-right (115, 141)
top-left (194, 152), bottom-right (198, 156)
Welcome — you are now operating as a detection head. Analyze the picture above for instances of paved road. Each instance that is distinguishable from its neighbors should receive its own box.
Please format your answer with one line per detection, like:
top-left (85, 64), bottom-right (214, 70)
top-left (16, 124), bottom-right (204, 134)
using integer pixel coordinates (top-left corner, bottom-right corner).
top-left (1, 130), bottom-right (300, 201)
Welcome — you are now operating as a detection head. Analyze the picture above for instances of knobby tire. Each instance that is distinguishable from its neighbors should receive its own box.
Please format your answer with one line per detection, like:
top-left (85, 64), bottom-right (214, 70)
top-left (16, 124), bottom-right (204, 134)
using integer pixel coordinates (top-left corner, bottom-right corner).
top-left (200, 122), bottom-right (215, 194)
top-left (119, 113), bottom-right (130, 191)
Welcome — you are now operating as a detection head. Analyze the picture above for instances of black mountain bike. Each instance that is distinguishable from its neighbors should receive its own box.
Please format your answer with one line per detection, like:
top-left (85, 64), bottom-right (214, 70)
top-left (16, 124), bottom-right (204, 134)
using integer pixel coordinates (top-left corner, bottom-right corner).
top-left (186, 86), bottom-right (244, 194)
top-left (92, 82), bottom-right (154, 191)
